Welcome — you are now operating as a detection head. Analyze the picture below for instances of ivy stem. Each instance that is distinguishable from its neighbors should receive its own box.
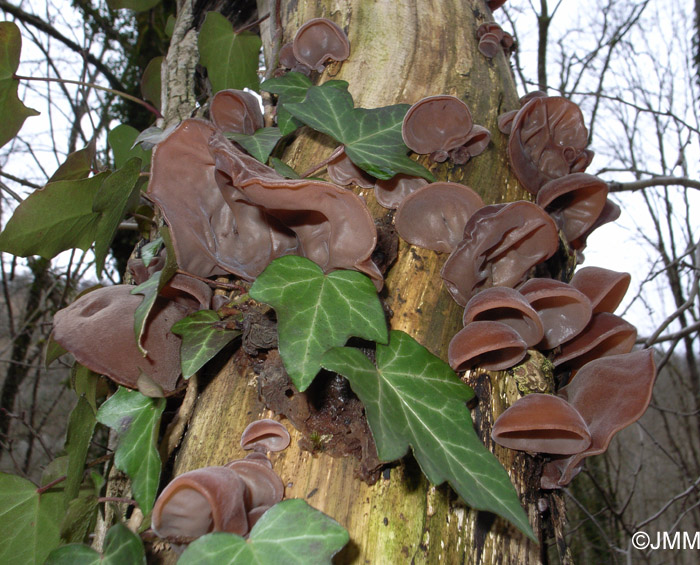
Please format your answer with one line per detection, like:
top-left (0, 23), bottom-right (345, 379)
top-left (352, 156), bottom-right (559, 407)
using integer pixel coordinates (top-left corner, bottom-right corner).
top-left (36, 474), bottom-right (65, 494)
top-left (300, 145), bottom-right (345, 178)
top-left (176, 269), bottom-right (246, 291)
top-left (14, 74), bottom-right (163, 119)
top-left (35, 452), bottom-right (113, 494)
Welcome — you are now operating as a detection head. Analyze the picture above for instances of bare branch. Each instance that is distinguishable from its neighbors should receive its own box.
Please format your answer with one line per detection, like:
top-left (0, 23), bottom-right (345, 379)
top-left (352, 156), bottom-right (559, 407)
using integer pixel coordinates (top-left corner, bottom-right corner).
top-left (608, 176), bottom-right (700, 193)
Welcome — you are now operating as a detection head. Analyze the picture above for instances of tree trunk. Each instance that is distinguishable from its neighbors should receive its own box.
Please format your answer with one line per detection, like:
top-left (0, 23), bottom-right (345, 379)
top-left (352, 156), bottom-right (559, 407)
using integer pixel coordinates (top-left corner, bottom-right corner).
top-left (160, 1), bottom-right (561, 563)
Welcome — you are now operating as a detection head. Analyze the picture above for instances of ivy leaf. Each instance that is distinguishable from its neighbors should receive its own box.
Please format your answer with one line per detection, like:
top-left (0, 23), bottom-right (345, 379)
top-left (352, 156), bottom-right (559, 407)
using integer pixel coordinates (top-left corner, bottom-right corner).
top-left (131, 226), bottom-right (177, 354)
top-left (198, 12), bottom-right (262, 93)
top-left (0, 173), bottom-right (108, 260)
top-left (0, 473), bottom-right (63, 565)
top-left (108, 124), bottom-right (152, 169)
top-left (140, 56), bottom-right (162, 111)
top-left (261, 72), bottom-right (348, 135)
top-left (285, 84), bottom-right (434, 181)
top-left (140, 236), bottom-right (163, 267)
top-left (171, 310), bottom-right (242, 379)
top-left (226, 128), bottom-right (283, 163)
top-left (70, 362), bottom-right (99, 413)
top-left (261, 72), bottom-right (314, 135)
top-left (320, 331), bottom-right (535, 540)
top-left (0, 22), bottom-right (39, 149)
top-left (46, 522), bottom-right (146, 565)
top-left (44, 333), bottom-right (68, 368)
top-left (59, 472), bottom-right (103, 544)
top-left (93, 157), bottom-right (143, 276)
top-left (106, 0), bottom-right (161, 11)
top-left (178, 499), bottom-right (348, 565)
top-left (63, 396), bottom-right (96, 508)
top-left (269, 157), bottom-right (300, 179)
top-left (48, 140), bottom-right (96, 183)
top-left (249, 256), bottom-right (388, 391)
top-left (96, 387), bottom-right (165, 515)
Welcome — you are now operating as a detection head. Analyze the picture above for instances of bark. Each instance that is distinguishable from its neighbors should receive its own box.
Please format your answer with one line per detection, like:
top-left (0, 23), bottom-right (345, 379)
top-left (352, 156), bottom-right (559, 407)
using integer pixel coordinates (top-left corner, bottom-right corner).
top-left (157, 1), bottom-right (566, 563)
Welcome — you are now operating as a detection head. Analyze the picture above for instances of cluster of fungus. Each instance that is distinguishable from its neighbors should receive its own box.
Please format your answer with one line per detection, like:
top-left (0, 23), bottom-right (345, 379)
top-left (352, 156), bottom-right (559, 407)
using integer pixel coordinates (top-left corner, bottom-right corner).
top-left (401, 95), bottom-right (491, 164)
top-left (151, 419), bottom-right (290, 549)
top-left (476, 22), bottom-right (514, 59)
top-left (48, 12), bottom-right (658, 532)
top-left (277, 17), bottom-right (350, 75)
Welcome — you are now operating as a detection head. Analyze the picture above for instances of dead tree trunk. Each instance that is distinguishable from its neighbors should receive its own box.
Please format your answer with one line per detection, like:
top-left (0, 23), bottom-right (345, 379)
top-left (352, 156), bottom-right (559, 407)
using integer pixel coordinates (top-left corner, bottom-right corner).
top-left (159, 1), bottom-right (565, 563)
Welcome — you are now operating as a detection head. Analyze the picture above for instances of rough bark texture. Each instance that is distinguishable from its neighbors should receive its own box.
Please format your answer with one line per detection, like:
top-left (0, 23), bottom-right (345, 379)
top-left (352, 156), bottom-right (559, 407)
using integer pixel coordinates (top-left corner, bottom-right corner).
top-left (156, 1), bottom-right (556, 563)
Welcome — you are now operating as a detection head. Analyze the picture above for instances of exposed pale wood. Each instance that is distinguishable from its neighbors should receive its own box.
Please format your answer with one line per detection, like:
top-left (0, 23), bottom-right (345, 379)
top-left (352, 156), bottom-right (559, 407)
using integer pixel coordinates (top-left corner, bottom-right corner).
top-left (164, 1), bottom-right (550, 563)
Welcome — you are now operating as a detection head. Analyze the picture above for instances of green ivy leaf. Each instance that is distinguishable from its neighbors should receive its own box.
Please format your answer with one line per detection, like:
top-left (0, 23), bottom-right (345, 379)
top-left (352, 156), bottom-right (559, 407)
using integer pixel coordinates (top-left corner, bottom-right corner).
top-left (261, 73), bottom-right (350, 136)
top-left (108, 124), bottom-right (152, 169)
top-left (285, 84), bottom-right (434, 181)
top-left (198, 12), bottom-right (262, 93)
top-left (269, 157), bottom-right (300, 179)
top-left (93, 157), bottom-right (143, 276)
top-left (178, 499), bottom-right (349, 565)
top-left (70, 363), bottom-right (99, 413)
top-left (106, 0), bottom-right (161, 11)
top-left (44, 333), bottom-right (68, 368)
top-left (63, 396), bottom-right (96, 508)
top-left (48, 140), bottom-right (96, 182)
top-left (261, 72), bottom-right (315, 135)
top-left (140, 56), bottom-right (162, 111)
top-left (0, 173), bottom-right (108, 260)
top-left (320, 331), bottom-right (535, 540)
top-left (59, 472), bottom-right (103, 544)
top-left (140, 236), bottom-right (163, 267)
top-left (46, 522), bottom-right (146, 565)
top-left (171, 310), bottom-right (242, 378)
top-left (0, 22), bottom-right (39, 149)
top-left (96, 388), bottom-right (165, 515)
top-left (226, 127), bottom-right (283, 163)
top-left (131, 226), bottom-right (177, 354)
top-left (250, 256), bottom-right (388, 391)
top-left (0, 473), bottom-right (63, 565)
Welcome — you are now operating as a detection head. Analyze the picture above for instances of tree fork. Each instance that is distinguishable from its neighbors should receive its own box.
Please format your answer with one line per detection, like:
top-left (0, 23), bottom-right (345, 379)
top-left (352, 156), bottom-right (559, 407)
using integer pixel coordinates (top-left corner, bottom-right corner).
top-left (156, 1), bottom-right (569, 563)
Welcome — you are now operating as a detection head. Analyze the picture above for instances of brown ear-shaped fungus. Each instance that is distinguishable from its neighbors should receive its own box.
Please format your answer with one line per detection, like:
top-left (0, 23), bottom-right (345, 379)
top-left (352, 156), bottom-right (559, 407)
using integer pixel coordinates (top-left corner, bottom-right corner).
top-left (497, 110), bottom-right (518, 135)
top-left (543, 349), bottom-right (657, 487)
top-left (240, 419), bottom-right (291, 452)
top-left (225, 458), bottom-right (285, 511)
top-left (152, 467), bottom-right (249, 539)
top-left (554, 312), bottom-right (637, 375)
top-left (209, 133), bottom-right (382, 286)
top-left (518, 278), bottom-right (592, 350)
top-left (278, 42), bottom-right (312, 75)
top-left (374, 174), bottom-right (428, 209)
top-left (146, 119), bottom-right (298, 280)
top-left (478, 32), bottom-right (502, 58)
top-left (52, 285), bottom-right (185, 395)
top-left (210, 90), bottom-right (264, 135)
top-left (395, 182), bottom-right (484, 253)
top-left (508, 96), bottom-right (590, 194)
top-left (573, 198), bottom-right (621, 252)
top-left (326, 147), bottom-right (375, 188)
top-left (492, 393), bottom-right (591, 454)
top-left (570, 266), bottom-right (631, 314)
top-left (462, 287), bottom-right (544, 348)
top-left (448, 320), bottom-right (528, 372)
top-left (450, 125), bottom-right (491, 164)
top-left (441, 201), bottom-right (559, 305)
top-left (402, 95), bottom-right (474, 158)
top-left (536, 173), bottom-right (609, 244)
top-left (160, 273), bottom-right (213, 311)
top-left (292, 18), bottom-right (350, 73)
top-left (487, 0), bottom-right (508, 10)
